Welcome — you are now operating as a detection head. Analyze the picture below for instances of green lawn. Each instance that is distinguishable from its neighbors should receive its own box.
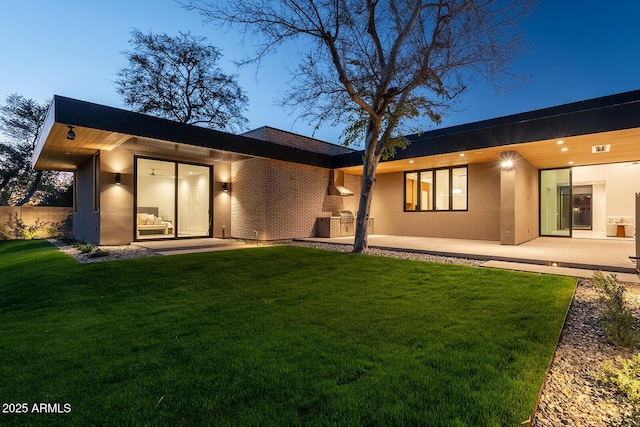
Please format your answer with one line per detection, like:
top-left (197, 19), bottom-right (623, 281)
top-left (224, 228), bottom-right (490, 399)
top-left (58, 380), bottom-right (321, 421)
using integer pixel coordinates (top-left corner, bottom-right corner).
top-left (0, 240), bottom-right (575, 426)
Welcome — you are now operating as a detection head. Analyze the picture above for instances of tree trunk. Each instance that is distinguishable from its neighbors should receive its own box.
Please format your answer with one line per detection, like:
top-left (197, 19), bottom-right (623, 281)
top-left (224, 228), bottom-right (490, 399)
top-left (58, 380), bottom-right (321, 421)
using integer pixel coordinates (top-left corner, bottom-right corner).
top-left (353, 123), bottom-right (382, 253)
top-left (16, 170), bottom-right (42, 206)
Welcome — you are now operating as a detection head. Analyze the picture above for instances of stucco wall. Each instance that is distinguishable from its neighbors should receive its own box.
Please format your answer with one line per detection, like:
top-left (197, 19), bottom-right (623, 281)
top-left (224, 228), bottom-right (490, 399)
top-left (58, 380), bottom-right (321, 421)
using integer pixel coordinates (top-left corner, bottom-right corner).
top-left (73, 156), bottom-right (100, 243)
top-left (231, 158), bottom-right (361, 241)
top-left (75, 146), bottom-right (233, 245)
top-left (0, 206), bottom-right (72, 239)
top-left (500, 153), bottom-right (539, 245)
top-left (370, 162), bottom-right (501, 240)
top-left (514, 156), bottom-right (539, 244)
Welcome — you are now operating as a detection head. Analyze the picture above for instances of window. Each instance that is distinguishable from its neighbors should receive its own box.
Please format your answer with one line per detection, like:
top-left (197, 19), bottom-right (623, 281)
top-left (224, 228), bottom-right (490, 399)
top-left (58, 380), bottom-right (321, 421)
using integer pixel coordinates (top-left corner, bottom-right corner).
top-left (93, 152), bottom-right (100, 211)
top-left (451, 167), bottom-right (468, 210)
top-left (73, 170), bottom-right (78, 213)
top-left (404, 166), bottom-right (467, 211)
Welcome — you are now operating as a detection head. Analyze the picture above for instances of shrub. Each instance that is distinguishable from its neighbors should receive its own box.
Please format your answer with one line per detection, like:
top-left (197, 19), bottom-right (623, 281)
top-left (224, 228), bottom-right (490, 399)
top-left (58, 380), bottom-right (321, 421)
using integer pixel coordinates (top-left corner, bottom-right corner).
top-left (46, 216), bottom-right (72, 239)
top-left (0, 223), bottom-right (8, 240)
top-left (87, 249), bottom-right (110, 259)
top-left (598, 354), bottom-right (640, 426)
top-left (76, 243), bottom-right (95, 254)
top-left (592, 271), bottom-right (639, 348)
top-left (2, 214), bottom-right (48, 240)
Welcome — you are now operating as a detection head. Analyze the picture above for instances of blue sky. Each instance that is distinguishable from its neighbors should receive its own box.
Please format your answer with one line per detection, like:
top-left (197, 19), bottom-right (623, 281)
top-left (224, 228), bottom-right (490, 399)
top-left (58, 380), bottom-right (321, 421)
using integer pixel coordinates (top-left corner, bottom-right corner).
top-left (1, 1), bottom-right (639, 147)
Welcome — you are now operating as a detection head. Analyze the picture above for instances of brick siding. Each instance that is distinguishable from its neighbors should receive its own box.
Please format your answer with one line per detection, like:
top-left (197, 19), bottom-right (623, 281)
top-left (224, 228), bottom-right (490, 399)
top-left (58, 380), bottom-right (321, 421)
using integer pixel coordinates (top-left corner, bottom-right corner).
top-left (231, 158), bottom-right (361, 241)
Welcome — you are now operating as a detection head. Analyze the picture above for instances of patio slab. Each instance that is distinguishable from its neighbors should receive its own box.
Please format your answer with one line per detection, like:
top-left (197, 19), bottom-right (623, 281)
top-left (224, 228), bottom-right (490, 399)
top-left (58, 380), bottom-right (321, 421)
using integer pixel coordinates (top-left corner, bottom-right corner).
top-left (132, 238), bottom-right (250, 256)
top-left (297, 235), bottom-right (639, 278)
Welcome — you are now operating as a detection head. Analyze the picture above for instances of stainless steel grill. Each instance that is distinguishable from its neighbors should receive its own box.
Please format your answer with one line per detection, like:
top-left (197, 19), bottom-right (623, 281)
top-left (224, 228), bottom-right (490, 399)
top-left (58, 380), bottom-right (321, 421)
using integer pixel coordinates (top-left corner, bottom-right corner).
top-left (338, 210), bottom-right (355, 236)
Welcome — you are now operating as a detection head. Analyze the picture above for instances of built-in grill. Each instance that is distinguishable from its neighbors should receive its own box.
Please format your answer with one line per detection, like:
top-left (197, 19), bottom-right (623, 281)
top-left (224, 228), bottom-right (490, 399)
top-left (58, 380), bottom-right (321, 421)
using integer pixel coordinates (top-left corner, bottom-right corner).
top-left (338, 210), bottom-right (355, 236)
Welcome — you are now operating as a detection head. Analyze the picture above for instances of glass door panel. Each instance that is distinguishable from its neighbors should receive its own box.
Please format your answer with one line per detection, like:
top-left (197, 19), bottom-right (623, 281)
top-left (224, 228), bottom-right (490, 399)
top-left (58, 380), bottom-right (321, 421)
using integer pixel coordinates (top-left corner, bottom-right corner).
top-left (572, 185), bottom-right (592, 230)
top-left (177, 163), bottom-right (211, 238)
top-left (136, 158), bottom-right (176, 240)
top-left (540, 168), bottom-right (571, 237)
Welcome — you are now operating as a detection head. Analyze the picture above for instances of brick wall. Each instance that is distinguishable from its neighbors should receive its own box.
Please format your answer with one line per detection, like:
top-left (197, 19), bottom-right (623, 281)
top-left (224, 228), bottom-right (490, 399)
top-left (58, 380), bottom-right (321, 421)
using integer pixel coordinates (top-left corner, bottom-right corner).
top-left (231, 158), bottom-right (361, 241)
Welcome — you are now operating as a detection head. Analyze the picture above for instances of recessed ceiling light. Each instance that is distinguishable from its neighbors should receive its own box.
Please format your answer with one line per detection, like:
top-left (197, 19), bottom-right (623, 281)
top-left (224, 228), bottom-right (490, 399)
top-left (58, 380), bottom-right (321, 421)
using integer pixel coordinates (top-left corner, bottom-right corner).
top-left (561, 147), bottom-right (568, 152)
top-left (409, 160), bottom-right (414, 164)
top-left (568, 161), bottom-right (574, 165)
top-left (459, 153), bottom-right (465, 157)
top-left (557, 140), bottom-right (564, 145)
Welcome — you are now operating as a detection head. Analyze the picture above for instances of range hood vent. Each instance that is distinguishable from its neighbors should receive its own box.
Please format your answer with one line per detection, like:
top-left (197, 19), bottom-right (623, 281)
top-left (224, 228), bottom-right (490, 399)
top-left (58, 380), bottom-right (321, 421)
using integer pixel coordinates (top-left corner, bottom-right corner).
top-left (328, 170), bottom-right (354, 196)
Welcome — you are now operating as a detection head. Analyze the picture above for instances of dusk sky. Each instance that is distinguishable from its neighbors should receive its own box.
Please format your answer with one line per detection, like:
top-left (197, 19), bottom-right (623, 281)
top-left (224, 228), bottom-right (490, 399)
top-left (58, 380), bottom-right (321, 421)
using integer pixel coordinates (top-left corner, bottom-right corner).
top-left (1, 1), bottom-right (639, 147)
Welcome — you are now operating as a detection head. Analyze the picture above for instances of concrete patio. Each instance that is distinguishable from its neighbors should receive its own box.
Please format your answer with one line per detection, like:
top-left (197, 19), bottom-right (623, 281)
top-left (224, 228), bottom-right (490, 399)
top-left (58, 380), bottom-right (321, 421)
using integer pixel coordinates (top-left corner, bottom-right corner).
top-left (297, 235), bottom-right (640, 282)
top-left (132, 234), bottom-right (639, 282)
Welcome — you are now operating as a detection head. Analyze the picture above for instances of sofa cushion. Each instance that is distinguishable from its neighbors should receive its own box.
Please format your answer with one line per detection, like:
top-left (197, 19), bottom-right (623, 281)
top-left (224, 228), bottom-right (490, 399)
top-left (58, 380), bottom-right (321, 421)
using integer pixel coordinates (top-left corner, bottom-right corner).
top-left (137, 213), bottom-right (148, 225)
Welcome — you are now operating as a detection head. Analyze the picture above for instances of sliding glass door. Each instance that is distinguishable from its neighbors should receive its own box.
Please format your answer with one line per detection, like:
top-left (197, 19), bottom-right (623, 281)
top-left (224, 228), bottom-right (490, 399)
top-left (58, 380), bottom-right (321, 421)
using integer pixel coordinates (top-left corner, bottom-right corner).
top-left (177, 163), bottom-right (211, 238)
top-left (540, 168), bottom-right (571, 237)
top-left (135, 157), bottom-right (212, 240)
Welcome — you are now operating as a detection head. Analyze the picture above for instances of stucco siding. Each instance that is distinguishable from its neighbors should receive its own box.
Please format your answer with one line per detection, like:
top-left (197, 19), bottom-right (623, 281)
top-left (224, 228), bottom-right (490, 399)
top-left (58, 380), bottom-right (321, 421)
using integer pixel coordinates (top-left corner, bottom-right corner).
top-left (370, 162), bottom-right (501, 241)
top-left (73, 156), bottom-right (100, 243)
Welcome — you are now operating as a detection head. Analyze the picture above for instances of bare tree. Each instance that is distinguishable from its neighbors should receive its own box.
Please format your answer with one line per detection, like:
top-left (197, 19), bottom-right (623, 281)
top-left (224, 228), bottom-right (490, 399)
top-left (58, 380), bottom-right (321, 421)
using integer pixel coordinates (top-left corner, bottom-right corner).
top-left (116, 29), bottom-right (249, 132)
top-left (183, 0), bottom-right (533, 252)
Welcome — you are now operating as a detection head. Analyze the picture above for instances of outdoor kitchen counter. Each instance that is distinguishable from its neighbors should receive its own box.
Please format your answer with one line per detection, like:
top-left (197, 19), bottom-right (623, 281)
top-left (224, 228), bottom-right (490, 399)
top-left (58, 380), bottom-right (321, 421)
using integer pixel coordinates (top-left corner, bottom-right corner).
top-left (316, 215), bottom-right (373, 238)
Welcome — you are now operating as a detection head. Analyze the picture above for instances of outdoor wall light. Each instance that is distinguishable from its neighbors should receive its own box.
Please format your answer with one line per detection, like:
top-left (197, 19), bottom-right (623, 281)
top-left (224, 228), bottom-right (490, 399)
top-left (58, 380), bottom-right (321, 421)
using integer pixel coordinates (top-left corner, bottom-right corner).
top-left (500, 159), bottom-right (514, 169)
top-left (66, 126), bottom-right (76, 140)
top-left (115, 172), bottom-right (122, 185)
top-left (222, 182), bottom-right (229, 192)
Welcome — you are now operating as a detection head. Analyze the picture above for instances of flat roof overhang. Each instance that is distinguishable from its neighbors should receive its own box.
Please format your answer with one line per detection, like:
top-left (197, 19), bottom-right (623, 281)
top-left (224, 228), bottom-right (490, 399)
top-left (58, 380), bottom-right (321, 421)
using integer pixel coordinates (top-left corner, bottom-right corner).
top-left (33, 96), bottom-right (334, 171)
top-left (333, 89), bottom-right (640, 174)
top-left (34, 90), bottom-right (640, 174)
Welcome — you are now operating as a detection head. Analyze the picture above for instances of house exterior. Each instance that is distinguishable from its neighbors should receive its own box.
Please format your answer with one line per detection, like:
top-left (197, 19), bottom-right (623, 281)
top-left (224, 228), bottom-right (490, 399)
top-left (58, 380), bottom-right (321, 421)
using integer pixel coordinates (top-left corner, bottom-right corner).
top-left (33, 90), bottom-right (640, 246)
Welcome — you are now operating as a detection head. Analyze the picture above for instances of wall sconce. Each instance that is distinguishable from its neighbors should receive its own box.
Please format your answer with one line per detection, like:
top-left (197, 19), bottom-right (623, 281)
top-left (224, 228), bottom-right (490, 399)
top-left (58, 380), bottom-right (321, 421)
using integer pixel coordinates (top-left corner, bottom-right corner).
top-left (115, 173), bottom-right (122, 185)
top-left (500, 159), bottom-right (514, 169)
top-left (222, 182), bottom-right (229, 192)
top-left (66, 126), bottom-right (76, 140)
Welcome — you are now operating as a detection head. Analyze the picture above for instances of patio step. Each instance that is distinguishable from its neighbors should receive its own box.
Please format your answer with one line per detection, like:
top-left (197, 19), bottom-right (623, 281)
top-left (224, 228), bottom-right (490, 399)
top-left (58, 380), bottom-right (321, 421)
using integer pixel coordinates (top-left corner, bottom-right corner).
top-left (481, 260), bottom-right (640, 283)
top-left (155, 243), bottom-right (249, 256)
top-left (133, 239), bottom-right (249, 256)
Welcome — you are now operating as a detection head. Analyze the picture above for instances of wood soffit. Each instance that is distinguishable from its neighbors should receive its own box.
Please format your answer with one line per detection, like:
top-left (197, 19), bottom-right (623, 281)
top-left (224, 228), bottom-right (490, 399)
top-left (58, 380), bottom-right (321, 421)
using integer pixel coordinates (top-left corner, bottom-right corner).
top-left (338, 127), bottom-right (640, 175)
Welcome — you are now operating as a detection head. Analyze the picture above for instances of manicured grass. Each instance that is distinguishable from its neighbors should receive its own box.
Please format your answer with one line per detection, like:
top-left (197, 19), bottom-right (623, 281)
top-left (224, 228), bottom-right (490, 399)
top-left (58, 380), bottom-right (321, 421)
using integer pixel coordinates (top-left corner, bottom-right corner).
top-left (0, 240), bottom-right (575, 426)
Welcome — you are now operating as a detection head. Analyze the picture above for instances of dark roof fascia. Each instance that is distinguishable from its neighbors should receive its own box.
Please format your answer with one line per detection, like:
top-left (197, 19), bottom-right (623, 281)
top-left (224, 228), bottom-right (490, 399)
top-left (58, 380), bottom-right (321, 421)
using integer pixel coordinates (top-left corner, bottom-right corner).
top-left (246, 125), bottom-right (357, 155)
top-left (53, 96), bottom-right (333, 168)
top-left (332, 89), bottom-right (640, 169)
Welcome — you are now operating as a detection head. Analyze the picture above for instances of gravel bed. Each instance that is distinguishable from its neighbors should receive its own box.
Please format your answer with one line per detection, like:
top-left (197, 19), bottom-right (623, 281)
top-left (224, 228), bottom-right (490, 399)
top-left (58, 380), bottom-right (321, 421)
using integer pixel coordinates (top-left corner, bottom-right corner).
top-left (47, 239), bottom-right (158, 263)
top-left (289, 240), bottom-right (485, 267)
top-left (531, 279), bottom-right (639, 426)
top-left (49, 238), bottom-right (638, 423)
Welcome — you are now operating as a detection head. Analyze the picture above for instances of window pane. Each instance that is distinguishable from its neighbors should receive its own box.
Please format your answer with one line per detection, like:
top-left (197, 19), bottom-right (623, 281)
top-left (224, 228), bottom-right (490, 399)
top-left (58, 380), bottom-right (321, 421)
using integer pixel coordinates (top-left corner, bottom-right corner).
top-left (405, 172), bottom-right (418, 211)
top-left (435, 169), bottom-right (450, 210)
top-left (136, 158), bottom-right (175, 240)
top-left (452, 167), bottom-right (467, 210)
top-left (419, 171), bottom-right (433, 210)
top-left (177, 163), bottom-right (211, 238)
top-left (540, 168), bottom-right (571, 236)
top-left (93, 152), bottom-right (100, 211)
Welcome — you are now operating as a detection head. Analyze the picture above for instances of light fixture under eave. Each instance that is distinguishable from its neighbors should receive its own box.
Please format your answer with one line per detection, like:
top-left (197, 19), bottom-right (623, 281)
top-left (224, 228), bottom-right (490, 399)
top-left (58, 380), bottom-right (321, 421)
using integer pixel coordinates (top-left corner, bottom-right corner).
top-left (222, 182), bottom-right (229, 192)
top-left (501, 159), bottom-right (514, 169)
top-left (115, 173), bottom-right (122, 185)
top-left (66, 126), bottom-right (76, 140)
